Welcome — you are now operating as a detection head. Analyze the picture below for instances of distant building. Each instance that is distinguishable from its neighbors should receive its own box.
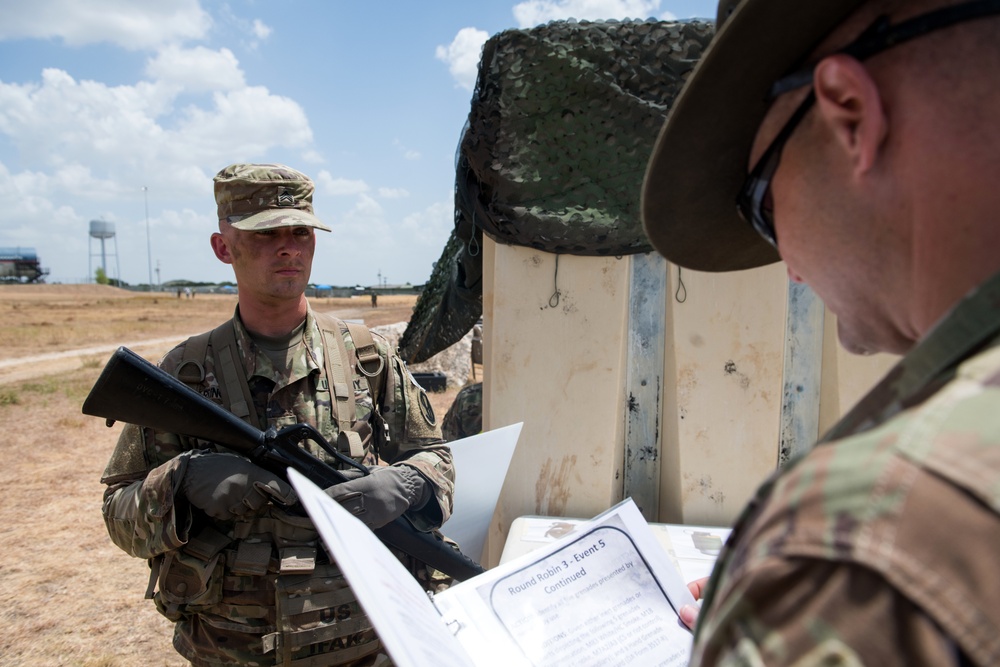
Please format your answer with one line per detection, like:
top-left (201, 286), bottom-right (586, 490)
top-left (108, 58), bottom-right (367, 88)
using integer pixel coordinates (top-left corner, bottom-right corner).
top-left (0, 247), bottom-right (49, 283)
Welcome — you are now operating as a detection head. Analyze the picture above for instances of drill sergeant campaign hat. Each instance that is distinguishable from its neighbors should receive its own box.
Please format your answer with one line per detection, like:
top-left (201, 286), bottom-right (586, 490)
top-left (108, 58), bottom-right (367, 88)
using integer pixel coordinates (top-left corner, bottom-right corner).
top-left (214, 163), bottom-right (332, 232)
top-left (640, 0), bottom-right (866, 272)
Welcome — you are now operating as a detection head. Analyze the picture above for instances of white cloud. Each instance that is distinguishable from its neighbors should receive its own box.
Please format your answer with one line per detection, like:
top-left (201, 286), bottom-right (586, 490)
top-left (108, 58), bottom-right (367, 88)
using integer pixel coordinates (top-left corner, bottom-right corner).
top-left (350, 193), bottom-right (384, 219)
top-left (512, 0), bottom-right (663, 26)
top-left (378, 187), bottom-right (409, 199)
top-left (0, 68), bottom-right (312, 196)
top-left (0, 161), bottom-right (108, 282)
top-left (0, 2), bottom-right (450, 287)
top-left (400, 200), bottom-right (454, 246)
top-left (0, 69), bottom-right (173, 170)
top-left (309, 194), bottom-right (453, 286)
top-left (0, 0), bottom-right (211, 50)
top-left (252, 19), bottom-right (272, 40)
top-left (173, 86), bottom-right (313, 163)
top-left (146, 46), bottom-right (246, 92)
top-left (0, 160), bottom-right (221, 283)
top-left (325, 193), bottom-right (390, 250)
top-left (300, 149), bottom-right (325, 164)
top-left (315, 172), bottom-right (370, 197)
top-left (0, 163), bottom-right (86, 229)
top-left (435, 27), bottom-right (489, 91)
top-left (392, 139), bottom-right (421, 161)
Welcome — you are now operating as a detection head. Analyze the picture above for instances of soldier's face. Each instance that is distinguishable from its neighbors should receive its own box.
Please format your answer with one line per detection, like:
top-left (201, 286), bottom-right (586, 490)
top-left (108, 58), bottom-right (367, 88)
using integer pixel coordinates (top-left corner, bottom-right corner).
top-left (746, 70), bottom-right (913, 356)
top-left (212, 225), bottom-right (315, 303)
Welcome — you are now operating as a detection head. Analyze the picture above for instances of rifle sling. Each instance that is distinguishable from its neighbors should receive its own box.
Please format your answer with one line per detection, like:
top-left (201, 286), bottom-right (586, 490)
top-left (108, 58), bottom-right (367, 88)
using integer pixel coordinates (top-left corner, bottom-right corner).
top-left (314, 314), bottom-right (365, 459)
top-left (345, 320), bottom-right (391, 448)
top-left (176, 321), bottom-right (261, 430)
top-left (213, 321), bottom-right (261, 430)
top-left (344, 319), bottom-right (389, 421)
top-left (346, 321), bottom-right (383, 376)
top-left (177, 312), bottom-right (385, 458)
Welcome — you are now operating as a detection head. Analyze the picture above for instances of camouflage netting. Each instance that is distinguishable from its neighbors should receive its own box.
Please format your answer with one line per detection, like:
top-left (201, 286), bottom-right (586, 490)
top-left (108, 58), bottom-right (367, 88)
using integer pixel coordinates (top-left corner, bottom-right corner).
top-left (400, 18), bottom-right (713, 362)
top-left (398, 189), bottom-right (482, 363)
top-left (463, 18), bottom-right (713, 255)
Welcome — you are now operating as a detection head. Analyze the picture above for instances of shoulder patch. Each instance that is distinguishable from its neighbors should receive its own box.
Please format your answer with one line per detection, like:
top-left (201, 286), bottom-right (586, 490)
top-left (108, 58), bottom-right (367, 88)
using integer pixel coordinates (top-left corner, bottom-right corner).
top-left (418, 391), bottom-right (436, 426)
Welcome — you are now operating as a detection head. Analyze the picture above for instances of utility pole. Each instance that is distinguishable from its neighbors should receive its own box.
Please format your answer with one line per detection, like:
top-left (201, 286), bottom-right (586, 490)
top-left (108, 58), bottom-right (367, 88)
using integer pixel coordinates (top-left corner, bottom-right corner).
top-left (142, 185), bottom-right (153, 291)
top-left (156, 259), bottom-right (161, 286)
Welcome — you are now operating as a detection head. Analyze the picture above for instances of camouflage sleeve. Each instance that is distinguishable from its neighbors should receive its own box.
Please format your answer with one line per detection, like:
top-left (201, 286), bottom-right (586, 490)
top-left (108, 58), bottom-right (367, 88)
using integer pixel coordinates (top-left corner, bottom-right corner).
top-left (692, 559), bottom-right (961, 666)
top-left (102, 424), bottom-right (193, 559)
top-left (374, 335), bottom-right (454, 527)
top-left (441, 382), bottom-right (482, 441)
top-left (101, 344), bottom-right (201, 559)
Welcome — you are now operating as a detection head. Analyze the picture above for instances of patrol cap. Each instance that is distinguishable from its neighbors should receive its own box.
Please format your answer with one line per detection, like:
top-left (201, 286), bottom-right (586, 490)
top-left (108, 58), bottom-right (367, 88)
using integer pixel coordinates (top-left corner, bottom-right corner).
top-left (213, 163), bottom-right (331, 232)
top-left (641, 0), bottom-right (866, 272)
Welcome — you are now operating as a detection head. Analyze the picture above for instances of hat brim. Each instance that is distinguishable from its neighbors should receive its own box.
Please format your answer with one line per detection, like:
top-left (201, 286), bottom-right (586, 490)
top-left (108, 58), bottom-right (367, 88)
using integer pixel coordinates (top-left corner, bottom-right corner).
top-left (641, 0), bottom-right (865, 272)
top-left (227, 209), bottom-right (331, 233)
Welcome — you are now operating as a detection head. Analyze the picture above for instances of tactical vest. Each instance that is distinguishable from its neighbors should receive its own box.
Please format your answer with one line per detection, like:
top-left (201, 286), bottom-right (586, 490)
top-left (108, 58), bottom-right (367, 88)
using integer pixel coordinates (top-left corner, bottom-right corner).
top-left (175, 312), bottom-right (389, 452)
top-left (154, 313), bottom-right (395, 666)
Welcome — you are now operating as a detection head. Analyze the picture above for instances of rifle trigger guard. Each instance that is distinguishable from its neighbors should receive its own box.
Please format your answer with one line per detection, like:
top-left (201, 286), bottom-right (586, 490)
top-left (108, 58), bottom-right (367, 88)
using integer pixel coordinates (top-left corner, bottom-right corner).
top-left (356, 356), bottom-right (383, 378)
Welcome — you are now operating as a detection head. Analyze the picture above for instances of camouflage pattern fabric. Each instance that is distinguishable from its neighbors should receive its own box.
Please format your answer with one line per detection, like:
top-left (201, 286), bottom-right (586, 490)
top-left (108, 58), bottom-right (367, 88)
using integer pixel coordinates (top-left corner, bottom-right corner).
top-left (400, 19), bottom-right (712, 363)
top-left (691, 270), bottom-right (1000, 666)
top-left (213, 163), bottom-right (332, 232)
top-left (397, 213), bottom-right (482, 364)
top-left (460, 18), bottom-right (713, 256)
top-left (441, 382), bottom-right (482, 441)
top-left (101, 307), bottom-right (451, 666)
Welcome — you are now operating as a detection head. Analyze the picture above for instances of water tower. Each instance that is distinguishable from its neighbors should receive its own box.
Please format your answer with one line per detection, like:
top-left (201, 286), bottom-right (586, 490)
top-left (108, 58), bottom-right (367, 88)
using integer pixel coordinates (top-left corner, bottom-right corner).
top-left (88, 219), bottom-right (121, 284)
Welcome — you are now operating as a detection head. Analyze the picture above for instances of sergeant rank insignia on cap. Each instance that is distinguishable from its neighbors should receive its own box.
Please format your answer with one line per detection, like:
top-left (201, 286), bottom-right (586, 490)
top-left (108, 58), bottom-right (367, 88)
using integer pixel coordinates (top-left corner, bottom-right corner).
top-left (277, 189), bottom-right (295, 206)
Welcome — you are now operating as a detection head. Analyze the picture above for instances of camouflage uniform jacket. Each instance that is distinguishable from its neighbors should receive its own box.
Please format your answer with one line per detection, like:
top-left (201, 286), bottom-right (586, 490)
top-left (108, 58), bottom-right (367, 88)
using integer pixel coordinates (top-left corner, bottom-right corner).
top-left (101, 307), bottom-right (453, 667)
top-left (692, 271), bottom-right (1000, 666)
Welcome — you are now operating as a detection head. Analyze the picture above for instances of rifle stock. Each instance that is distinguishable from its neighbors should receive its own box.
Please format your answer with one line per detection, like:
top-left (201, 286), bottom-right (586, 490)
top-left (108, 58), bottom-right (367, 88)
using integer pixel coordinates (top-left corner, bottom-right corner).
top-left (83, 346), bottom-right (485, 581)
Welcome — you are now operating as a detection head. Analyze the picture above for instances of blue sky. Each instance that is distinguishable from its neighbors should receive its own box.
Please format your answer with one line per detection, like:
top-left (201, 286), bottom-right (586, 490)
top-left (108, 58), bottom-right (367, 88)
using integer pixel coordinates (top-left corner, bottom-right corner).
top-left (0, 0), bottom-right (715, 287)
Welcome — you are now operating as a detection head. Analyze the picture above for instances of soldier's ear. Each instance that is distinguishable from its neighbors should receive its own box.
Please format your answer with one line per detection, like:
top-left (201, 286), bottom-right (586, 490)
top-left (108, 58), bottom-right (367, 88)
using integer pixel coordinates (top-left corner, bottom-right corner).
top-left (813, 54), bottom-right (888, 178)
top-left (211, 232), bottom-right (233, 265)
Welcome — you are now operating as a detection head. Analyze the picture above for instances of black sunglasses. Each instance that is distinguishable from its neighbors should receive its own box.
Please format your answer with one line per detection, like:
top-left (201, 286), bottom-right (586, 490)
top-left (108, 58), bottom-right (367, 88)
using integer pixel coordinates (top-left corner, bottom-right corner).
top-left (736, 0), bottom-right (1000, 249)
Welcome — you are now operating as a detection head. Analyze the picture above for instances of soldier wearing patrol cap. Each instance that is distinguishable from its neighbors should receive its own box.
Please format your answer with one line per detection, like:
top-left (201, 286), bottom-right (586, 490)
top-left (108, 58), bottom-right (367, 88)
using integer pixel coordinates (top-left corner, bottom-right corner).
top-left (641, 0), bottom-right (1000, 664)
top-left (101, 163), bottom-right (453, 666)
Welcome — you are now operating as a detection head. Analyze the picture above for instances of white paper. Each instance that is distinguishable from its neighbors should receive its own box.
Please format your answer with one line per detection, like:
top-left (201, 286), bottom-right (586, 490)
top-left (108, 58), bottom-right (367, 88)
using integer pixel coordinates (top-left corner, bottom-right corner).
top-left (435, 500), bottom-right (696, 667)
top-left (499, 517), bottom-right (731, 584)
top-left (660, 524), bottom-right (729, 583)
top-left (292, 466), bottom-right (700, 667)
top-left (441, 422), bottom-right (522, 563)
top-left (289, 468), bottom-right (476, 667)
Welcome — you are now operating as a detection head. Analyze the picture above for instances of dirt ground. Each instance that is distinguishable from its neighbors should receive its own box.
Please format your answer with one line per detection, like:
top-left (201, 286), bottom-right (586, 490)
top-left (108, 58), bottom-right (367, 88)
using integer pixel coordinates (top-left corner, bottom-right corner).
top-left (0, 285), bottom-right (461, 666)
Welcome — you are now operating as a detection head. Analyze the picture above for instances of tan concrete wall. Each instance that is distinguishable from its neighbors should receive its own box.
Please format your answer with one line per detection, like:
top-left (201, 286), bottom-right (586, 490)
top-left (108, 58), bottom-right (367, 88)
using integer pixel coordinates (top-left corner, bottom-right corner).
top-left (482, 240), bottom-right (630, 565)
top-left (658, 263), bottom-right (789, 526)
top-left (481, 238), bottom-right (899, 564)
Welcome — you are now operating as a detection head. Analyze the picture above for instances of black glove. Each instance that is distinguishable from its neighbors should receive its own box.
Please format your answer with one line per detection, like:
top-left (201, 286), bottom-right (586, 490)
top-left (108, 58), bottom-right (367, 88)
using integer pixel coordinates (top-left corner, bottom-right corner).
top-left (327, 465), bottom-right (432, 529)
top-left (180, 450), bottom-right (297, 521)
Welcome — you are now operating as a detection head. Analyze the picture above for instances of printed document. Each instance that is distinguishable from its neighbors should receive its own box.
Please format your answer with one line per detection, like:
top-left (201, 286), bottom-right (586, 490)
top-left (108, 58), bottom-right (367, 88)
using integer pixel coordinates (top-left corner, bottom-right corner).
top-left (290, 464), bottom-right (701, 667)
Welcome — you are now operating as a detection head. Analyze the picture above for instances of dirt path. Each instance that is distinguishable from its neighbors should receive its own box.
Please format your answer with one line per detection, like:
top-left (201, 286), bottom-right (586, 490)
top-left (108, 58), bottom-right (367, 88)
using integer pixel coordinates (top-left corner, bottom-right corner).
top-left (0, 304), bottom-right (372, 386)
top-left (0, 336), bottom-right (185, 385)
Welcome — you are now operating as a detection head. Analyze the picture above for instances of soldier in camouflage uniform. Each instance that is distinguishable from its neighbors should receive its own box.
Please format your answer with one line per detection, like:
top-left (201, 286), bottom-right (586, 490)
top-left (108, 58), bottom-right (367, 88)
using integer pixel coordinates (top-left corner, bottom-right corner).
top-left (642, 0), bottom-right (1000, 664)
top-left (101, 164), bottom-right (453, 666)
top-left (441, 382), bottom-right (482, 441)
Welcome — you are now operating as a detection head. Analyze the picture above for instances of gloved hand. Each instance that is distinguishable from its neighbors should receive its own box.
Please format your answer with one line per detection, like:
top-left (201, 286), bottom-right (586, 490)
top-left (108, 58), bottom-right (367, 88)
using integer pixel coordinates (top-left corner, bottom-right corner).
top-left (327, 465), bottom-right (432, 530)
top-left (180, 450), bottom-right (297, 521)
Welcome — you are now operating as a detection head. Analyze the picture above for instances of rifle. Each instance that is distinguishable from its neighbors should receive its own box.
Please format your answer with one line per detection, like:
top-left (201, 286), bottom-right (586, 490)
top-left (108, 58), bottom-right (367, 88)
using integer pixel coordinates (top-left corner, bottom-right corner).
top-left (83, 346), bottom-right (485, 582)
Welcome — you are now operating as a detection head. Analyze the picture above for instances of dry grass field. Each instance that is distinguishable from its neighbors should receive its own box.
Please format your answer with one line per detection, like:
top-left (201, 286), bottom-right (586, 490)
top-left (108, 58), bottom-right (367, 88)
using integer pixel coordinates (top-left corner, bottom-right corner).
top-left (0, 285), bottom-right (460, 666)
